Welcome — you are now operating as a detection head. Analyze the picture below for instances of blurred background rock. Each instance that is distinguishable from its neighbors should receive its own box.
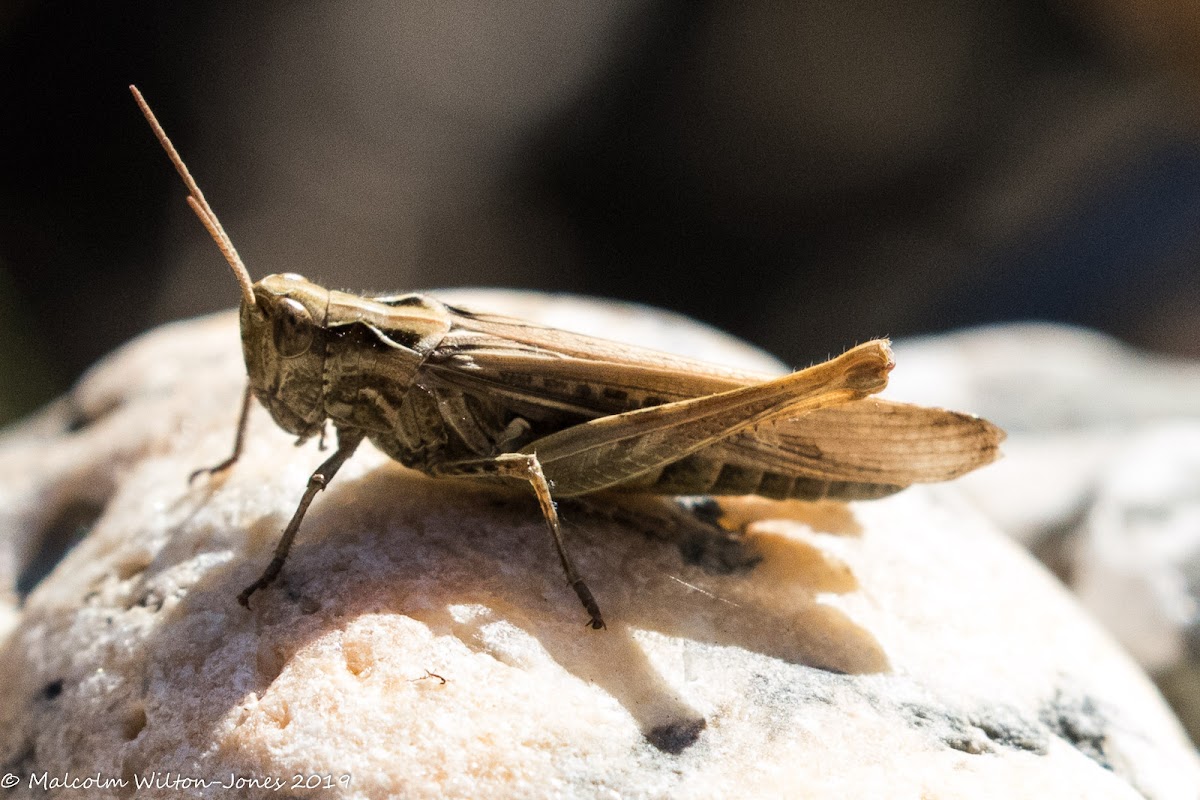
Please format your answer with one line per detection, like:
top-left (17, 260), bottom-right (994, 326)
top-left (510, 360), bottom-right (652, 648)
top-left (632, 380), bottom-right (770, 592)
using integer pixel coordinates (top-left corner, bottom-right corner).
top-left (4, 0), bottom-right (1200, 425)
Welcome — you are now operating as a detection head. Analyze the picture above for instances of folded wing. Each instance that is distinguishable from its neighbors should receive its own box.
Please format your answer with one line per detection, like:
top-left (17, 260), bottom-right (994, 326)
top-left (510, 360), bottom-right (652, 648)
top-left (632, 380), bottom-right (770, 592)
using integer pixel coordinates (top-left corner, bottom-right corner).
top-left (423, 302), bottom-right (1004, 497)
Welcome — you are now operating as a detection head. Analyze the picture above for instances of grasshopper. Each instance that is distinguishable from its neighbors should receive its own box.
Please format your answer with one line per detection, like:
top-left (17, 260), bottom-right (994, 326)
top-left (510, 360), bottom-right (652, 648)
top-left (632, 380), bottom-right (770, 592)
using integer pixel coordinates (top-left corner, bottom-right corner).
top-left (131, 86), bottom-right (1003, 630)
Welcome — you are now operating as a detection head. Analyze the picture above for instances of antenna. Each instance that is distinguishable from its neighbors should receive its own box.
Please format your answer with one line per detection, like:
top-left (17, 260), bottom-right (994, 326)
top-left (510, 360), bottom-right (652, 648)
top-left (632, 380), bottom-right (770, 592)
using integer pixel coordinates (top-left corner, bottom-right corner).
top-left (129, 85), bottom-right (257, 307)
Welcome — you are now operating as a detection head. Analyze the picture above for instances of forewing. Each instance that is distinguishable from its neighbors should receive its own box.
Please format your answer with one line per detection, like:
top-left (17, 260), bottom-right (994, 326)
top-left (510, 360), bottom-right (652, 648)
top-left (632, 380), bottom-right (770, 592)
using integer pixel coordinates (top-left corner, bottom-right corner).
top-left (423, 303), bottom-right (768, 419)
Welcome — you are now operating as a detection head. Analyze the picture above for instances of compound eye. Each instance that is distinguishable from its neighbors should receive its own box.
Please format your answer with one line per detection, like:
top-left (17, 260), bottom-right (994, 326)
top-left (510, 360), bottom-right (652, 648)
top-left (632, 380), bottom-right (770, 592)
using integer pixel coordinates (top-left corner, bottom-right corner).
top-left (272, 298), bottom-right (314, 357)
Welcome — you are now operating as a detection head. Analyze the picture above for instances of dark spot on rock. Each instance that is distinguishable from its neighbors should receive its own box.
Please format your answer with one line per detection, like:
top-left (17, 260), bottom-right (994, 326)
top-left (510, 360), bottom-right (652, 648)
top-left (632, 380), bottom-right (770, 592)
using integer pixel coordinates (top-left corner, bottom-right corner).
top-left (673, 496), bottom-right (723, 526)
top-left (663, 498), bottom-right (762, 575)
top-left (17, 499), bottom-right (106, 600)
top-left (1040, 691), bottom-right (1112, 771)
top-left (678, 528), bottom-right (761, 576)
top-left (114, 555), bottom-right (150, 582)
top-left (645, 717), bottom-right (706, 754)
top-left (134, 588), bottom-right (165, 612)
top-left (41, 679), bottom-right (64, 700)
top-left (899, 703), bottom-right (989, 754)
top-left (943, 731), bottom-right (991, 755)
top-left (123, 704), bottom-right (147, 740)
top-left (1185, 618), bottom-right (1200, 662)
top-left (298, 596), bottom-right (322, 615)
top-left (748, 669), bottom-right (839, 709)
top-left (971, 706), bottom-right (1047, 754)
top-left (64, 408), bottom-right (90, 433)
top-left (64, 395), bottom-right (123, 433)
top-left (1027, 500), bottom-right (1090, 584)
top-left (899, 702), bottom-right (1047, 756)
top-left (2, 739), bottom-right (36, 774)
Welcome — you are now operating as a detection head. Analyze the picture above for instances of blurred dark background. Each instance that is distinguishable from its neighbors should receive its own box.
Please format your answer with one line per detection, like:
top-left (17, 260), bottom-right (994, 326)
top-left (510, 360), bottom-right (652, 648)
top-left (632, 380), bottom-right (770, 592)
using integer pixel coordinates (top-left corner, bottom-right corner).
top-left (3, 0), bottom-right (1200, 425)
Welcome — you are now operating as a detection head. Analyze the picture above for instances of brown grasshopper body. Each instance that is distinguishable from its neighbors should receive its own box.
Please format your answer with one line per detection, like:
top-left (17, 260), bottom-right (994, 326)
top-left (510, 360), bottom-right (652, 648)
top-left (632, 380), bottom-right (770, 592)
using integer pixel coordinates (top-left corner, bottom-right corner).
top-left (132, 87), bottom-right (1004, 630)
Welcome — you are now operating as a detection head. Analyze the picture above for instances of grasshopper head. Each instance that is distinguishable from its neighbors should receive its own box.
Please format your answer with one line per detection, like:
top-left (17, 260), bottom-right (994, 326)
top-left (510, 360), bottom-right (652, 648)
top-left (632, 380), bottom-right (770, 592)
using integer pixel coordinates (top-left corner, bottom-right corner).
top-left (240, 273), bottom-right (331, 439)
top-left (129, 89), bottom-right (331, 440)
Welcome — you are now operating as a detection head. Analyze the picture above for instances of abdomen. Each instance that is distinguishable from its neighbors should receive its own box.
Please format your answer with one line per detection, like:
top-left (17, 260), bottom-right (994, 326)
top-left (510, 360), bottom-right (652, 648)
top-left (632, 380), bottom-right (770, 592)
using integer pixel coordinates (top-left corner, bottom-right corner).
top-left (611, 453), bottom-right (904, 501)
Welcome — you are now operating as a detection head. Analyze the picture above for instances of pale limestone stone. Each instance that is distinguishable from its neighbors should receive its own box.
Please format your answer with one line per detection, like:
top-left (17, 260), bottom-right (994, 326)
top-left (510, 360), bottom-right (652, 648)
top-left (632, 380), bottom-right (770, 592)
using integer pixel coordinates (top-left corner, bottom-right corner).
top-left (890, 323), bottom-right (1200, 742)
top-left (0, 302), bottom-right (1196, 799)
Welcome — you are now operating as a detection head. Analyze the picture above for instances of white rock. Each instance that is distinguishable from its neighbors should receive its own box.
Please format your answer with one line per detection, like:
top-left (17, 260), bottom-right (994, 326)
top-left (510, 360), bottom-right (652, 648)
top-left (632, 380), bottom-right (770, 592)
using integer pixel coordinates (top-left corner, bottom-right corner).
top-left (0, 304), bottom-right (1196, 799)
top-left (1077, 425), bottom-right (1200, 672)
top-left (887, 323), bottom-right (1200, 545)
top-left (891, 322), bottom-right (1200, 746)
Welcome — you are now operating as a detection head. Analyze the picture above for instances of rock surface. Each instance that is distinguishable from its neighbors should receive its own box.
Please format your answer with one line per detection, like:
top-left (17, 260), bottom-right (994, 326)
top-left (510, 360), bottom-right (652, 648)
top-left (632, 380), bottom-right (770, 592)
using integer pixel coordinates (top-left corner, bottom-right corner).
top-left (889, 323), bottom-right (1200, 743)
top-left (0, 300), bottom-right (1196, 799)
